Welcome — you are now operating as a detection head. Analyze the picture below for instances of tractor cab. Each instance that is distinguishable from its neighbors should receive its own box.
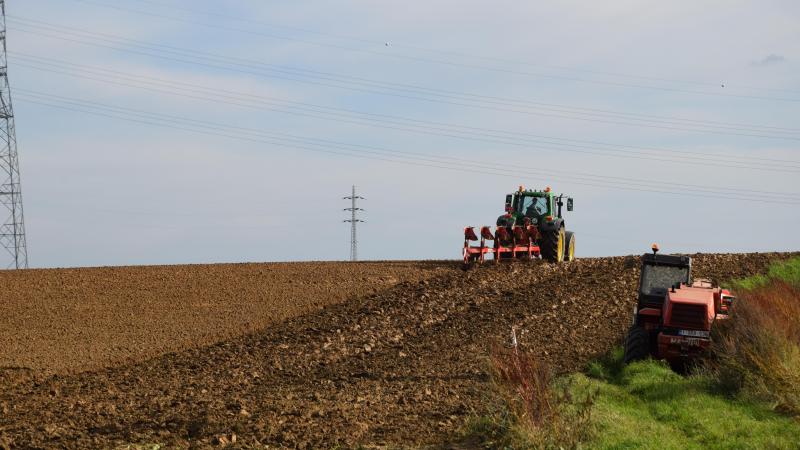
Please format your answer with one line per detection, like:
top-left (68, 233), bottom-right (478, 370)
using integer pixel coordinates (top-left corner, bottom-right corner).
top-left (637, 245), bottom-right (691, 314)
top-left (498, 186), bottom-right (573, 228)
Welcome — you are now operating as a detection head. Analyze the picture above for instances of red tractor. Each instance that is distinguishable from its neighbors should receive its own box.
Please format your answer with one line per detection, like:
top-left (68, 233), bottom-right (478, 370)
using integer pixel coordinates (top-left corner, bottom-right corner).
top-left (624, 245), bottom-right (735, 369)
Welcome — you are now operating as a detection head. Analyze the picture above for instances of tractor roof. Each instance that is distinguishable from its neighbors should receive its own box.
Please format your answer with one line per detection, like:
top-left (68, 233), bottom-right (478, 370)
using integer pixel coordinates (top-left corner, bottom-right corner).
top-left (514, 189), bottom-right (553, 196)
top-left (515, 185), bottom-right (555, 194)
top-left (642, 253), bottom-right (691, 268)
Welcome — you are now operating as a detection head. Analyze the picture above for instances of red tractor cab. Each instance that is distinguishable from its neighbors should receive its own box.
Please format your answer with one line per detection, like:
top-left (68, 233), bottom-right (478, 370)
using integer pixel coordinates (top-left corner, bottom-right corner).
top-left (624, 245), bottom-right (734, 369)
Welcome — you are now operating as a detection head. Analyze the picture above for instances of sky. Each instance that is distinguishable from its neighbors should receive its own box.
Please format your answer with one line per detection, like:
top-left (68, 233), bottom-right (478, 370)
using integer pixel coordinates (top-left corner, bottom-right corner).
top-left (3, 0), bottom-right (799, 268)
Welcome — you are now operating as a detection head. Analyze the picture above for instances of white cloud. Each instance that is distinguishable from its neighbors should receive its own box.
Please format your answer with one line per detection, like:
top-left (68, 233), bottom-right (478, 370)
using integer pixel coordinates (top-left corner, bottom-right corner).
top-left (750, 54), bottom-right (786, 67)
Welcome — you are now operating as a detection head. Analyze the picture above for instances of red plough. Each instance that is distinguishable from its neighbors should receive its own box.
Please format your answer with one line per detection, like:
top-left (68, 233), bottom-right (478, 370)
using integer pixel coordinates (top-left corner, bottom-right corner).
top-left (463, 226), bottom-right (494, 264)
top-left (463, 225), bottom-right (541, 265)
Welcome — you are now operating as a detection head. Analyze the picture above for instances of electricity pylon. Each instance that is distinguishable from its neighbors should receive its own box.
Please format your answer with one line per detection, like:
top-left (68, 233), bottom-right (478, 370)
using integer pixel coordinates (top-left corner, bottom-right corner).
top-left (343, 185), bottom-right (364, 261)
top-left (0, 0), bottom-right (28, 269)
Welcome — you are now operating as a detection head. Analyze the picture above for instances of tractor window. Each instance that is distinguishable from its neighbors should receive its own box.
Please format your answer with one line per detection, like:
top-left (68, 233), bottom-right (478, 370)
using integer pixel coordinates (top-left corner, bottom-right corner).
top-left (640, 264), bottom-right (689, 296)
top-left (521, 196), bottom-right (548, 217)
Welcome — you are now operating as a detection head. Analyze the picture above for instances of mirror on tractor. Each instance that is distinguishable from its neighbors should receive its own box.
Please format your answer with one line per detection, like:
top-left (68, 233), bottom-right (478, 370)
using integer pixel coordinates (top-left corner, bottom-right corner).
top-left (567, 198), bottom-right (574, 211)
top-left (505, 194), bottom-right (513, 208)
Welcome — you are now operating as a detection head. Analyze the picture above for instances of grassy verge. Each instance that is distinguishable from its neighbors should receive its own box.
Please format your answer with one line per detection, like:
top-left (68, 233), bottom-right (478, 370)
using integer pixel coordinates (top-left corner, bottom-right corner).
top-left (574, 348), bottom-right (800, 450)
top-left (463, 347), bottom-right (800, 449)
top-left (462, 256), bottom-right (800, 449)
top-left (728, 256), bottom-right (800, 290)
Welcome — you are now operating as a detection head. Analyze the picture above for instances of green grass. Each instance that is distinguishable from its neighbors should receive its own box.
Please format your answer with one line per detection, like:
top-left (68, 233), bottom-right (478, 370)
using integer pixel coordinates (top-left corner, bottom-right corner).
top-left (572, 348), bottom-right (800, 450)
top-left (731, 256), bottom-right (800, 290)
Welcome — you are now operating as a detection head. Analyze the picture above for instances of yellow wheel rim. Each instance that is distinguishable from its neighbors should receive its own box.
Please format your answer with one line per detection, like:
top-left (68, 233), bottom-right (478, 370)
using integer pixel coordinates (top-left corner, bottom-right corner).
top-left (568, 235), bottom-right (575, 261)
top-left (557, 228), bottom-right (565, 262)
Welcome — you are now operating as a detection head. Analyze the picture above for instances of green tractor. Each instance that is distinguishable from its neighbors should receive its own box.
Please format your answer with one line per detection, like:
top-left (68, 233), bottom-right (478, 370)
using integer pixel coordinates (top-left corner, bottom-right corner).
top-left (464, 186), bottom-right (575, 264)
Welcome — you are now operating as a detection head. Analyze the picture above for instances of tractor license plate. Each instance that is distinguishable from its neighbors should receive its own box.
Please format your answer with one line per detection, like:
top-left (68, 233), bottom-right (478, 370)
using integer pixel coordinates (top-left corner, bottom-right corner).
top-left (670, 336), bottom-right (701, 346)
top-left (678, 329), bottom-right (709, 338)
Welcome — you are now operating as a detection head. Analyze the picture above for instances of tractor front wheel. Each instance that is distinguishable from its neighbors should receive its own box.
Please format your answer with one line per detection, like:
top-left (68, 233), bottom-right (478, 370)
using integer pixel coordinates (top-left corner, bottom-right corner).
top-left (540, 226), bottom-right (565, 263)
top-left (623, 325), bottom-right (650, 364)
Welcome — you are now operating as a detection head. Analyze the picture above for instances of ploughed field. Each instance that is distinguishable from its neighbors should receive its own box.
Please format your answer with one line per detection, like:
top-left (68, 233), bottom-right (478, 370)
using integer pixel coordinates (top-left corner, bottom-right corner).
top-left (0, 262), bottom-right (448, 375)
top-left (0, 254), bottom-right (793, 448)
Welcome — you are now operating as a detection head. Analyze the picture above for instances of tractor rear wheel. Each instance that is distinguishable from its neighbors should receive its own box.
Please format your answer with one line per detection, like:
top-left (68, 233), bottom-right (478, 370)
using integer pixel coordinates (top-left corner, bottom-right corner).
top-left (563, 231), bottom-right (575, 261)
top-left (623, 325), bottom-right (650, 364)
top-left (540, 226), bottom-right (565, 263)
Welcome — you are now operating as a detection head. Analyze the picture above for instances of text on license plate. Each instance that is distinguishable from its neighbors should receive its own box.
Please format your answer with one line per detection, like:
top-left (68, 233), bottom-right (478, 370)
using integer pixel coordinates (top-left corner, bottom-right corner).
top-left (678, 329), bottom-right (709, 338)
top-left (670, 337), bottom-right (701, 346)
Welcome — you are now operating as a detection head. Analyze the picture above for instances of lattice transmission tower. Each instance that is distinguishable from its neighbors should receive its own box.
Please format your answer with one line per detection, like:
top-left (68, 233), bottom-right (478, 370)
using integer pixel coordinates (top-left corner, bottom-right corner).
top-left (343, 185), bottom-right (365, 261)
top-left (0, 0), bottom-right (28, 269)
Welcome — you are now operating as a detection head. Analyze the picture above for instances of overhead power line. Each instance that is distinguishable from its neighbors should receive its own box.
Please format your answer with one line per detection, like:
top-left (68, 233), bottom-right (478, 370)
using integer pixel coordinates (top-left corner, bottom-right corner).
top-left (12, 50), bottom-right (798, 138)
top-left (66, 0), bottom-right (800, 101)
top-left (111, 0), bottom-right (800, 97)
top-left (7, 16), bottom-right (800, 142)
top-left (15, 87), bottom-right (800, 198)
top-left (13, 89), bottom-right (800, 204)
top-left (10, 15), bottom-right (798, 136)
top-left (11, 54), bottom-right (800, 174)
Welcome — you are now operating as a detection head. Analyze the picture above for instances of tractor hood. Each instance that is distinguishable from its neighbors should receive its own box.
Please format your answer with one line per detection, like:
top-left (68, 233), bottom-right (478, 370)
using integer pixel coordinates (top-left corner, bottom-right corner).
top-left (663, 284), bottom-right (716, 331)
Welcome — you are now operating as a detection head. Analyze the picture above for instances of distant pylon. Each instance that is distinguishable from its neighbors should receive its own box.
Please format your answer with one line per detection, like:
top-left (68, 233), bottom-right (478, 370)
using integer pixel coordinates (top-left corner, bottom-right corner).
top-left (0, 0), bottom-right (28, 269)
top-left (343, 185), bottom-right (365, 261)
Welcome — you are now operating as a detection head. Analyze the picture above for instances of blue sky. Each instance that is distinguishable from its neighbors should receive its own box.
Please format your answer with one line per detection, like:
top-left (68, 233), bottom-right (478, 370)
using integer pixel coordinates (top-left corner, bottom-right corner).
top-left (5, 0), bottom-right (799, 267)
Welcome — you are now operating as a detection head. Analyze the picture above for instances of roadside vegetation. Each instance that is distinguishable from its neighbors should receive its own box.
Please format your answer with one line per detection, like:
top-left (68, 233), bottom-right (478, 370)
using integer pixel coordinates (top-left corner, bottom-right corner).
top-left (461, 343), bottom-right (594, 449)
top-left (707, 256), bottom-right (800, 416)
top-left (463, 256), bottom-right (800, 449)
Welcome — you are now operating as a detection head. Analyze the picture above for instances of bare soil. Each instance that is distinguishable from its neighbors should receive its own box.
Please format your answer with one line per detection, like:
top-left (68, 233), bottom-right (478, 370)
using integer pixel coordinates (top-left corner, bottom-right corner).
top-left (0, 253), bottom-right (792, 449)
top-left (0, 261), bottom-right (452, 374)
